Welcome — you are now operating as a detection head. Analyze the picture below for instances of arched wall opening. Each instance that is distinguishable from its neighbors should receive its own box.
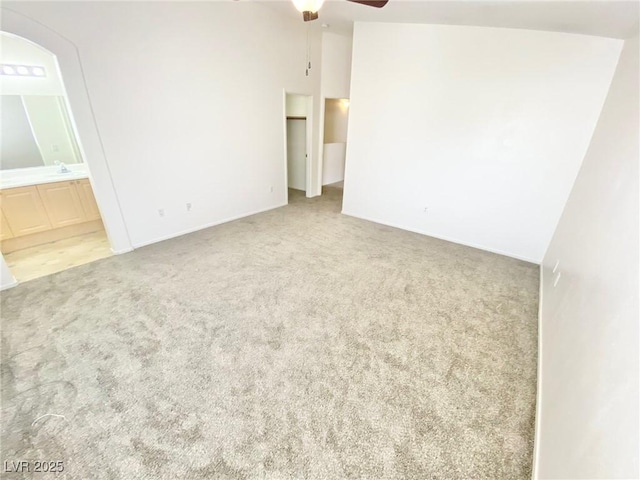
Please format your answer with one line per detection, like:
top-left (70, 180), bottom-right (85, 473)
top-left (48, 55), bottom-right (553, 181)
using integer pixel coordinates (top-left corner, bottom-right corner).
top-left (0, 8), bottom-right (132, 288)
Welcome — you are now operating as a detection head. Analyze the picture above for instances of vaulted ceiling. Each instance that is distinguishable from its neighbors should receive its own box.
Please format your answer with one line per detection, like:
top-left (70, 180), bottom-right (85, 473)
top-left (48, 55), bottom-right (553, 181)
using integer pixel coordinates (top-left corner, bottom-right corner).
top-left (260, 0), bottom-right (639, 39)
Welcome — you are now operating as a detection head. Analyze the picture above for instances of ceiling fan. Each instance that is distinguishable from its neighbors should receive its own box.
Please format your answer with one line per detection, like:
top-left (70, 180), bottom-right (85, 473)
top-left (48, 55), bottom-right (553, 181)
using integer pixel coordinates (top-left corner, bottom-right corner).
top-left (292, 0), bottom-right (389, 22)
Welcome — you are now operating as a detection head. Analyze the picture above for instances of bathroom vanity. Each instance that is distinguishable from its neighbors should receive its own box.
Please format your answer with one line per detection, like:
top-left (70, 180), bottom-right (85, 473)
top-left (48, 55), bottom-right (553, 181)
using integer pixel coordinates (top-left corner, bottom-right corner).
top-left (1, 93), bottom-right (105, 254)
top-left (0, 167), bottom-right (104, 254)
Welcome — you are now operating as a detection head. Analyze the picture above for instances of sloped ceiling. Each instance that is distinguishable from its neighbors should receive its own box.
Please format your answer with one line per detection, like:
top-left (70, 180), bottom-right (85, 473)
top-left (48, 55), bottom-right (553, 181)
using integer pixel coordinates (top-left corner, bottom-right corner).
top-left (259, 0), bottom-right (639, 38)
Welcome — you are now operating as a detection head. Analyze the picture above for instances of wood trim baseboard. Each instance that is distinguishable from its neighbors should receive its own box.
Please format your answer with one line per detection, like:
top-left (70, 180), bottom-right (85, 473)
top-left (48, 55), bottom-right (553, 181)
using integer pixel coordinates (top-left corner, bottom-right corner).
top-left (1, 219), bottom-right (105, 254)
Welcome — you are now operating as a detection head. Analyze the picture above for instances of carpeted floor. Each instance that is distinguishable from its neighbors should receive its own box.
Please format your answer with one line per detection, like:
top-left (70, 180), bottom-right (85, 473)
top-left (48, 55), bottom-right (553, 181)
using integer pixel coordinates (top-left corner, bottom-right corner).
top-left (1, 188), bottom-right (538, 479)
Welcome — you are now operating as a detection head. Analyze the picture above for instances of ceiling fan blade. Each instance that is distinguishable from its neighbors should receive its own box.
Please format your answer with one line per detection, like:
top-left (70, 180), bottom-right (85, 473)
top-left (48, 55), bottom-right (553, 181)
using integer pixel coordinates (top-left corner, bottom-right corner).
top-left (346, 0), bottom-right (389, 7)
top-left (302, 11), bottom-right (319, 21)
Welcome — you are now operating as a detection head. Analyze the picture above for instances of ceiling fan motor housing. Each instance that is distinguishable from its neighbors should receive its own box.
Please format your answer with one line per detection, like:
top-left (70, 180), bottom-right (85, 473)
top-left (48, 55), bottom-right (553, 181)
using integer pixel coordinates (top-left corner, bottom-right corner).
top-left (293, 0), bottom-right (389, 22)
top-left (303, 11), bottom-right (319, 21)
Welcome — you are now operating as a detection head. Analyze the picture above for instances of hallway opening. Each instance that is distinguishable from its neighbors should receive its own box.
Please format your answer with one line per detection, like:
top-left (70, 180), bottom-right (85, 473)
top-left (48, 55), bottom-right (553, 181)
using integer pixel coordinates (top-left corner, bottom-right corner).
top-left (321, 98), bottom-right (349, 192)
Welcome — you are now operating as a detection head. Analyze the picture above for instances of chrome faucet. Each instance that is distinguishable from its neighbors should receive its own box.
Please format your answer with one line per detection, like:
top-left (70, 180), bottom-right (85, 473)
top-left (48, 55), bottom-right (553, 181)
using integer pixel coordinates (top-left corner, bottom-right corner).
top-left (54, 161), bottom-right (71, 174)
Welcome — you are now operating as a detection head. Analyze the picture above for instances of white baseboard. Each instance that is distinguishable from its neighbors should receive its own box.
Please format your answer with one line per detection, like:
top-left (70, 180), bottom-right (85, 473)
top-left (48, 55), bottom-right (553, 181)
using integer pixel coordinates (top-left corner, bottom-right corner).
top-left (532, 265), bottom-right (544, 479)
top-left (0, 278), bottom-right (18, 291)
top-left (132, 203), bottom-right (287, 249)
top-left (341, 210), bottom-right (541, 264)
top-left (111, 247), bottom-right (134, 255)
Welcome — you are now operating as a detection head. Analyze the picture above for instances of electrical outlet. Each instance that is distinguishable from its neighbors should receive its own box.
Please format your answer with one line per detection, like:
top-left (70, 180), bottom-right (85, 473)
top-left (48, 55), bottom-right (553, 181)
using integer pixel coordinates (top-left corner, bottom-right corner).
top-left (423, 206), bottom-right (429, 214)
top-left (269, 186), bottom-right (274, 193)
top-left (51, 144), bottom-right (59, 152)
top-left (186, 203), bottom-right (192, 211)
top-left (158, 209), bottom-right (165, 217)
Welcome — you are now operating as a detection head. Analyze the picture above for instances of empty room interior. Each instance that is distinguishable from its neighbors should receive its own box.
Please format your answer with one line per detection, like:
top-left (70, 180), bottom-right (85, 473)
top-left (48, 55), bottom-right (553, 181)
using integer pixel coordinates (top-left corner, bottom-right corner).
top-left (0, 0), bottom-right (638, 478)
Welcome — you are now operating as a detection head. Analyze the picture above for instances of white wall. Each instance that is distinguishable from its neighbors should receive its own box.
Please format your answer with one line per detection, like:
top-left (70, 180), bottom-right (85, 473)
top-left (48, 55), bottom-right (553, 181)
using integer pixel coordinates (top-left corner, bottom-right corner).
top-left (320, 32), bottom-right (353, 100)
top-left (535, 34), bottom-right (639, 480)
top-left (322, 143), bottom-right (346, 186)
top-left (285, 93), bottom-right (309, 118)
top-left (0, 255), bottom-right (17, 291)
top-left (2, 2), bottom-right (322, 248)
top-left (343, 23), bottom-right (622, 263)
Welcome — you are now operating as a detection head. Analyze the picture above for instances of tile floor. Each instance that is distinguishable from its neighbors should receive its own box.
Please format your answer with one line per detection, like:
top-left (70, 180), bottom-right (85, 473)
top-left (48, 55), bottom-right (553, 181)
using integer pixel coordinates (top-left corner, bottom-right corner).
top-left (4, 229), bottom-right (112, 283)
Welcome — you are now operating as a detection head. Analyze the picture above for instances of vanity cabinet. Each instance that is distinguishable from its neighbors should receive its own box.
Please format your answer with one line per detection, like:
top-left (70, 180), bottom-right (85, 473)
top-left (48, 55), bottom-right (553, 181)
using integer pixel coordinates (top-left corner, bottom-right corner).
top-left (1, 186), bottom-right (52, 237)
top-left (0, 195), bottom-right (14, 241)
top-left (0, 179), bottom-right (103, 253)
top-left (76, 179), bottom-right (101, 221)
top-left (37, 181), bottom-right (87, 228)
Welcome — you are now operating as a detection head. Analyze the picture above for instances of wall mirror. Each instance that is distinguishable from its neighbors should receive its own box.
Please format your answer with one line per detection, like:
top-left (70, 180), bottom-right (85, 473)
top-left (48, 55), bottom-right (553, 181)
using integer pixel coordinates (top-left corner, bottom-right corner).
top-left (1, 94), bottom-right (83, 171)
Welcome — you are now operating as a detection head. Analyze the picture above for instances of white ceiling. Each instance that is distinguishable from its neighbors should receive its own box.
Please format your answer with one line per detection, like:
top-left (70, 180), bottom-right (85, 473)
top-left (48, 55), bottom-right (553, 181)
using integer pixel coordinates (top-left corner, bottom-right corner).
top-left (260, 0), bottom-right (640, 39)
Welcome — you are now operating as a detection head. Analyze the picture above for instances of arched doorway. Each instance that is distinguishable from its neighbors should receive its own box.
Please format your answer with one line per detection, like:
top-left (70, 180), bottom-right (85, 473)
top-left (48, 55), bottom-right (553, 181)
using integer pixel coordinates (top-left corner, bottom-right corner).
top-left (0, 17), bottom-right (132, 286)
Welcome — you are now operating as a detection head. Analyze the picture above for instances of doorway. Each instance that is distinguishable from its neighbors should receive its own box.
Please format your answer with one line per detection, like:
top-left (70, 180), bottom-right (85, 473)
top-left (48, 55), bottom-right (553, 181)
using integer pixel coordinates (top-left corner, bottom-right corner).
top-left (321, 98), bottom-right (350, 191)
top-left (286, 118), bottom-right (307, 191)
top-left (0, 32), bottom-right (112, 283)
top-left (284, 92), bottom-right (313, 199)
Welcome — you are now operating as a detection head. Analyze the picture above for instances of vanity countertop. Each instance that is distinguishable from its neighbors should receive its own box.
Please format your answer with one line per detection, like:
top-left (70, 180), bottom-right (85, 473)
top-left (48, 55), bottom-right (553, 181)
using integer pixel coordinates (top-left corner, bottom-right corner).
top-left (1, 164), bottom-right (89, 190)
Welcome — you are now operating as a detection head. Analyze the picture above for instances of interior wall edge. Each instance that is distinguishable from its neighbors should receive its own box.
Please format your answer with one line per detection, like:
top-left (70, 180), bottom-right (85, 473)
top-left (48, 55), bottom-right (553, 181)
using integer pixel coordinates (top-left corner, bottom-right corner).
top-left (535, 33), bottom-right (639, 478)
top-left (0, 255), bottom-right (18, 291)
top-left (532, 264), bottom-right (544, 479)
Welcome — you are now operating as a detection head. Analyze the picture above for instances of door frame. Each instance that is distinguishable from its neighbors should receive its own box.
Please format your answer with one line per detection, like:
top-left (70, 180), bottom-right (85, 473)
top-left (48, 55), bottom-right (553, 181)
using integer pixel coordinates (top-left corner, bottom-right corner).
top-left (318, 96), bottom-right (350, 190)
top-left (1, 10), bottom-right (133, 288)
top-left (283, 90), bottom-right (314, 202)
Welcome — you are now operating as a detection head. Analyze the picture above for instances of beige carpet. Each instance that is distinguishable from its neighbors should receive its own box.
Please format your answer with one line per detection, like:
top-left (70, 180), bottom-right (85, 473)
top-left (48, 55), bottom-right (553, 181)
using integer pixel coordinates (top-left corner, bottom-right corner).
top-left (1, 188), bottom-right (538, 479)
